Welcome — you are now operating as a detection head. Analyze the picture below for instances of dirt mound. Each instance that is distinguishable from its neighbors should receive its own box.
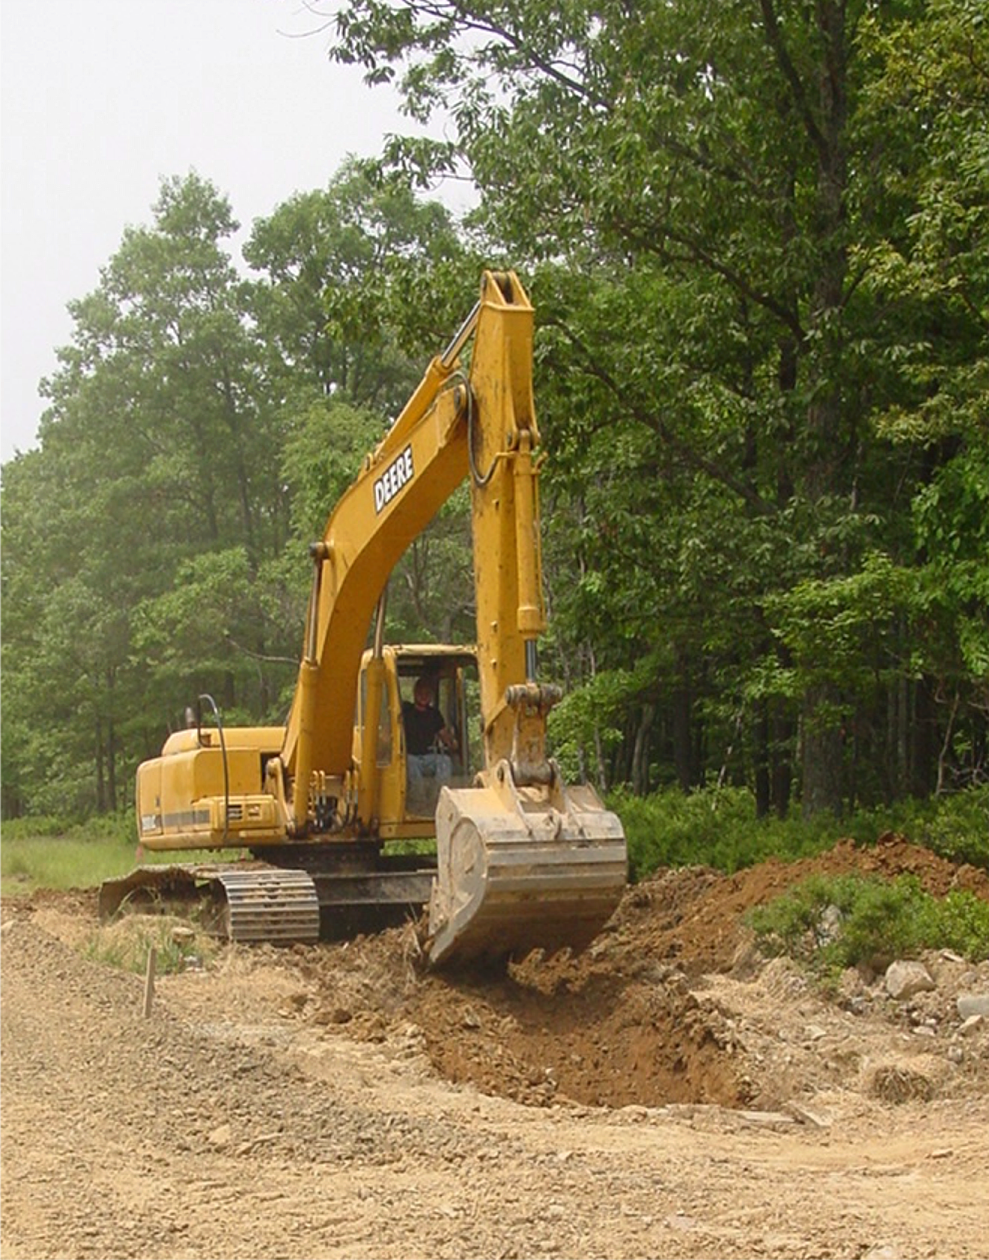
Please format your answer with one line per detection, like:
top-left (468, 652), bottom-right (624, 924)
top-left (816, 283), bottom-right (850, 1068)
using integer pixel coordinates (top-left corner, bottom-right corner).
top-left (610, 832), bottom-right (989, 976)
top-left (259, 833), bottom-right (989, 1111)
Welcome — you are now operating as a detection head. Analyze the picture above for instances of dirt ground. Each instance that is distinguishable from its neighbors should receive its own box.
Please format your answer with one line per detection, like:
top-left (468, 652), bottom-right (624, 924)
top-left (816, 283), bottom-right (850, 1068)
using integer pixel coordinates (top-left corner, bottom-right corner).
top-left (3, 833), bottom-right (989, 1260)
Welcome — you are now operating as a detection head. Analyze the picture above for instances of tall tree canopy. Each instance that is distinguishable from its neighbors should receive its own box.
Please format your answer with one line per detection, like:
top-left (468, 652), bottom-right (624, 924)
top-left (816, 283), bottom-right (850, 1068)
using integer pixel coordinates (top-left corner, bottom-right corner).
top-left (326, 0), bottom-right (989, 814)
top-left (2, 1), bottom-right (985, 822)
top-left (1, 167), bottom-right (469, 816)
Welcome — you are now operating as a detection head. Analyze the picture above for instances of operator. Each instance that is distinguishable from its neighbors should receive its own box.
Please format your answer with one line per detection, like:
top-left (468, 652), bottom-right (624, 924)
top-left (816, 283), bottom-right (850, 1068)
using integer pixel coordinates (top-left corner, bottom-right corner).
top-left (402, 675), bottom-right (457, 808)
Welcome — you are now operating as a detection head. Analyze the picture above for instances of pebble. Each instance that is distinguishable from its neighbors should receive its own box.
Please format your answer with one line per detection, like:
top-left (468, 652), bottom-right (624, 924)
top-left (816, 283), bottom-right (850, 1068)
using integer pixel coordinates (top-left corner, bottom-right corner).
top-left (957, 994), bottom-right (989, 1019)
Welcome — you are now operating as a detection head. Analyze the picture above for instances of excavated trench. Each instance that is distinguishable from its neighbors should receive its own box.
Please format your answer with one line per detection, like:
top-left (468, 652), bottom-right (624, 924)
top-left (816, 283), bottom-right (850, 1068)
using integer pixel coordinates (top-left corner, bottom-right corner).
top-left (287, 835), bottom-right (989, 1111)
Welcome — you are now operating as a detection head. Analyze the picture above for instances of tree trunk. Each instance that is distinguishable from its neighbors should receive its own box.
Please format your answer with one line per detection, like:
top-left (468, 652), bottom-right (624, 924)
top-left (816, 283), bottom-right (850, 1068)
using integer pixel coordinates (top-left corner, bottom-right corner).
top-left (801, 683), bottom-right (845, 818)
top-left (910, 678), bottom-right (936, 798)
top-left (672, 683), bottom-right (693, 791)
top-left (754, 702), bottom-right (770, 818)
top-left (631, 703), bottom-right (655, 796)
top-left (95, 716), bottom-right (107, 813)
top-left (772, 706), bottom-right (793, 818)
top-left (107, 717), bottom-right (118, 813)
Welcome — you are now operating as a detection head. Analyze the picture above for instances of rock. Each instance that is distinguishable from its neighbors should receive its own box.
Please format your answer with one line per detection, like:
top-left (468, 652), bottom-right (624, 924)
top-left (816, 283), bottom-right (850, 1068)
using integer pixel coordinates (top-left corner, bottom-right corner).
top-left (207, 1123), bottom-right (232, 1149)
top-left (957, 993), bottom-right (989, 1019)
top-left (313, 1005), bottom-right (352, 1025)
top-left (738, 1109), bottom-right (797, 1128)
top-left (958, 1014), bottom-right (984, 1036)
top-left (818, 903), bottom-right (844, 943)
top-left (784, 1102), bottom-right (832, 1129)
top-left (884, 960), bottom-right (935, 1000)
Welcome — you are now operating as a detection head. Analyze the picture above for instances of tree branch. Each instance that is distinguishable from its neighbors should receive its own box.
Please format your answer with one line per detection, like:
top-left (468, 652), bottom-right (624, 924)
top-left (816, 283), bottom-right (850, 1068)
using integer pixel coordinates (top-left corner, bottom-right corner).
top-left (759, 0), bottom-right (828, 163)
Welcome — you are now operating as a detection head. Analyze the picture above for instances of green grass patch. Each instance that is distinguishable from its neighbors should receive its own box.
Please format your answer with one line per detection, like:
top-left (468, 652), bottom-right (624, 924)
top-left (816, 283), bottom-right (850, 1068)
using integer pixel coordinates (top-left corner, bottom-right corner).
top-left (747, 872), bottom-right (989, 980)
top-left (84, 914), bottom-right (221, 975)
top-left (1, 829), bottom-right (219, 897)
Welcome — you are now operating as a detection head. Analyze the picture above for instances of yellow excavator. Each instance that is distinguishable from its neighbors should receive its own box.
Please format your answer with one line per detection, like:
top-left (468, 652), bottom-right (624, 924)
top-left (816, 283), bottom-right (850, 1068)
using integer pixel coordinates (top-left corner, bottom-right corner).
top-left (100, 271), bottom-right (627, 967)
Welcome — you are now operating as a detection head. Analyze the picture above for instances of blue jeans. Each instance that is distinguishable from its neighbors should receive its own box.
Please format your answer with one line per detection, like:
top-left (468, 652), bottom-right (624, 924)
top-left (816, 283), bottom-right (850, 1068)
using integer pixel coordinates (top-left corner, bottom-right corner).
top-left (407, 752), bottom-right (452, 811)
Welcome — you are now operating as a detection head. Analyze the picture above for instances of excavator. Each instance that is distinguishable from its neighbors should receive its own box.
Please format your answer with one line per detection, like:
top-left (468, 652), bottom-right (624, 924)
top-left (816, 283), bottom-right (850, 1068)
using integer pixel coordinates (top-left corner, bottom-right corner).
top-left (99, 271), bottom-right (627, 967)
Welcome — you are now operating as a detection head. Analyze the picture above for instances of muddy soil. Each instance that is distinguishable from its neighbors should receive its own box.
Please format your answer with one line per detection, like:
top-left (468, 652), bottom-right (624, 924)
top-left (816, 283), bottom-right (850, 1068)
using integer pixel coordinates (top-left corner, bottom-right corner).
top-left (3, 833), bottom-right (988, 1259)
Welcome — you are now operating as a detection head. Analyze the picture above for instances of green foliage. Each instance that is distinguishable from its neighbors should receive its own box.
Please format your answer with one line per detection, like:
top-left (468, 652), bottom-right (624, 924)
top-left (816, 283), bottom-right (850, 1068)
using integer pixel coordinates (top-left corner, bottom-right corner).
top-left (1, 167), bottom-right (470, 819)
top-left (323, 0), bottom-right (989, 821)
top-left (610, 785), bottom-right (989, 885)
top-left (1, 811), bottom-right (135, 845)
top-left (548, 666), bottom-right (641, 781)
top-left (3, 2), bottom-right (988, 831)
top-left (610, 785), bottom-right (833, 882)
top-left (747, 873), bottom-right (989, 975)
top-left (763, 553), bottom-right (915, 697)
top-left (919, 786), bottom-right (989, 870)
top-left (280, 397), bottom-right (385, 542)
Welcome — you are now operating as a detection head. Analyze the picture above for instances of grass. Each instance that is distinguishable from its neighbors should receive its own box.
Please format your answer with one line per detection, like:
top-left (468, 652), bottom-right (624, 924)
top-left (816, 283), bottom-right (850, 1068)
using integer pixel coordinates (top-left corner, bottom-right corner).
top-left (0, 819), bottom-right (220, 897)
top-left (1, 815), bottom-right (226, 975)
top-left (83, 914), bottom-right (222, 975)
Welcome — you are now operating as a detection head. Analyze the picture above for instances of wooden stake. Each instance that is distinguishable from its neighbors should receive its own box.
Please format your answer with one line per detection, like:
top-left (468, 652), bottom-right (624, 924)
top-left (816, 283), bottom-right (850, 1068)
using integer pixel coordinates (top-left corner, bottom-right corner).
top-left (143, 945), bottom-right (157, 1017)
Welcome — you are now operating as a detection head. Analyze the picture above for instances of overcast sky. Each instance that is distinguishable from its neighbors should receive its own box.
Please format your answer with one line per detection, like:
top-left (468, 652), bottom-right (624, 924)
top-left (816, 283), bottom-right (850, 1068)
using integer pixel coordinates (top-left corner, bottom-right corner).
top-left (1, 0), bottom-right (435, 464)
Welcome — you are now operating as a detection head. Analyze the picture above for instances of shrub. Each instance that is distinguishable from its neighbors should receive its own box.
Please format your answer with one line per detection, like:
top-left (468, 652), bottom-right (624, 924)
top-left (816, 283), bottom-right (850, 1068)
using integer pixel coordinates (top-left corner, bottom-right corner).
top-left (920, 785), bottom-right (989, 869)
top-left (605, 784), bottom-right (989, 883)
top-left (747, 872), bottom-right (989, 978)
top-left (608, 785), bottom-right (838, 881)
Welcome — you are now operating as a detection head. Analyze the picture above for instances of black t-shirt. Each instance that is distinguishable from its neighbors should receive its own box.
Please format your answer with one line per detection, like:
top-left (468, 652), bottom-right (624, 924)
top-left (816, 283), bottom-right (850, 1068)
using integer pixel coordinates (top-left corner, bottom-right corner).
top-left (402, 701), bottom-right (445, 755)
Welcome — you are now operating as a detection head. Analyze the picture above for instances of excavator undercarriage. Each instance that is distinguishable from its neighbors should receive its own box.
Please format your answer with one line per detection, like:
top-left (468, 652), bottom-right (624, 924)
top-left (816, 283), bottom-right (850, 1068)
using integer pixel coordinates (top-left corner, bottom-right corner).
top-left (99, 846), bottom-right (437, 945)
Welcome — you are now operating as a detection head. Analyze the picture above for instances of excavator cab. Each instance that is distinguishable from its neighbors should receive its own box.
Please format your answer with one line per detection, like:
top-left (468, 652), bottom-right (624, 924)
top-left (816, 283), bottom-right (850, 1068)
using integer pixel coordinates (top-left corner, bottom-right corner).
top-left (353, 645), bottom-right (481, 836)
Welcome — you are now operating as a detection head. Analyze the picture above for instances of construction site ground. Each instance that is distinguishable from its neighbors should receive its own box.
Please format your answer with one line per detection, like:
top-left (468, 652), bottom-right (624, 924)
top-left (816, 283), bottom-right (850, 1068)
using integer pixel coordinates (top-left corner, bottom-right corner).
top-left (2, 833), bottom-right (988, 1260)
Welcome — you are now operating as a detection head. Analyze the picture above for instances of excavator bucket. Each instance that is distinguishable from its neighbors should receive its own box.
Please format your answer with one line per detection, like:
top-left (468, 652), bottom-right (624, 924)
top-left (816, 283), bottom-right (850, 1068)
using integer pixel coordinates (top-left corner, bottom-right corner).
top-left (425, 765), bottom-right (627, 967)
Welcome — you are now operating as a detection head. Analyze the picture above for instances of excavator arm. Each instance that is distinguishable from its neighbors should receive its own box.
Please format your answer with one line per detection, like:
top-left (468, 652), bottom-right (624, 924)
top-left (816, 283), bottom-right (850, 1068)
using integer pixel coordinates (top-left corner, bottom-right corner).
top-left (272, 270), bottom-right (544, 833)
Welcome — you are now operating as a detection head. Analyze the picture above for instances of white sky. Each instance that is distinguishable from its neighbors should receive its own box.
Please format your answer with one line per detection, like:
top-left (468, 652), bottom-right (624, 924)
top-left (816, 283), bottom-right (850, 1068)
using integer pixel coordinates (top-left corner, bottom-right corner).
top-left (1, 0), bottom-right (438, 463)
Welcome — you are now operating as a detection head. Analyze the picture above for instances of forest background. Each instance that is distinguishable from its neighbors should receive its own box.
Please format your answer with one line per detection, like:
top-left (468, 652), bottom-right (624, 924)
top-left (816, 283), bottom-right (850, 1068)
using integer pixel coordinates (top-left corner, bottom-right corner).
top-left (2, 0), bottom-right (986, 856)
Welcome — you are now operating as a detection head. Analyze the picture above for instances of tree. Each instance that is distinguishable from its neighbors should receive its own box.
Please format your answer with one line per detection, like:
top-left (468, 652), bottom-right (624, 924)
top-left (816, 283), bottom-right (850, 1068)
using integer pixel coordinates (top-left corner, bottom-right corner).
top-left (244, 159), bottom-right (468, 414)
top-left (2, 174), bottom-right (272, 814)
top-left (326, 0), bottom-right (986, 814)
top-left (244, 161), bottom-right (479, 653)
top-left (1, 166), bottom-right (481, 816)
